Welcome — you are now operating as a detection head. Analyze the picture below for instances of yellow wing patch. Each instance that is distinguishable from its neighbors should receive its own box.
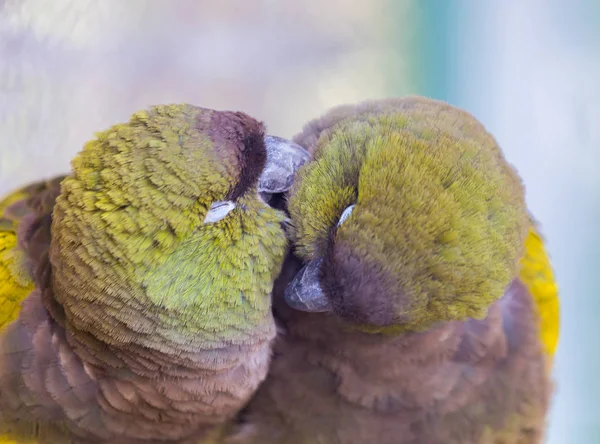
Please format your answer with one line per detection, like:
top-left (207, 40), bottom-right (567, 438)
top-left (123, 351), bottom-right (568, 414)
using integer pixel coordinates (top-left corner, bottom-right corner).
top-left (0, 437), bottom-right (34, 444)
top-left (0, 231), bottom-right (34, 330)
top-left (0, 186), bottom-right (36, 331)
top-left (519, 225), bottom-right (560, 357)
top-left (0, 185), bottom-right (59, 443)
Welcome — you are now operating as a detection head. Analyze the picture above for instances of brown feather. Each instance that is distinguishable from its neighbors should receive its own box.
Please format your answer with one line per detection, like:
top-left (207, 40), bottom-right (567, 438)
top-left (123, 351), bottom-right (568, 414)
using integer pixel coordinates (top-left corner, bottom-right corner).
top-left (226, 254), bottom-right (550, 444)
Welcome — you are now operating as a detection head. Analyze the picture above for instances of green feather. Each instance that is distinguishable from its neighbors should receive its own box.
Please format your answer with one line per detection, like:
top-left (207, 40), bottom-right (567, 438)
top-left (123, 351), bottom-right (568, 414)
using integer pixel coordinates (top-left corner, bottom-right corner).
top-left (51, 104), bottom-right (287, 349)
top-left (289, 97), bottom-right (528, 332)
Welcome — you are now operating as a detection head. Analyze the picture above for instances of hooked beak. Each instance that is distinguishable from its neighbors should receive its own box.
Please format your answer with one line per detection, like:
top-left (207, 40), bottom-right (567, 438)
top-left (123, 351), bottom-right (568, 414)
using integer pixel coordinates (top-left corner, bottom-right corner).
top-left (259, 135), bottom-right (311, 196)
top-left (284, 258), bottom-right (331, 312)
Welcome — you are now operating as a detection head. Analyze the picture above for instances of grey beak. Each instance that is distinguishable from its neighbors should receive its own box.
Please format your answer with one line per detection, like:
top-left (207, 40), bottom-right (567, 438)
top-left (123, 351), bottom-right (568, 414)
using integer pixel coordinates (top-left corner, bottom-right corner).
top-left (259, 135), bottom-right (311, 195)
top-left (284, 258), bottom-right (331, 312)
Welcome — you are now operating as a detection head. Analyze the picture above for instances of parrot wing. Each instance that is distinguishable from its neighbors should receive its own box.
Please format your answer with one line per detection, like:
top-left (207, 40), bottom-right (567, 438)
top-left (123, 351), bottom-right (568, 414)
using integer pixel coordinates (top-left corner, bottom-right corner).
top-left (520, 220), bottom-right (560, 358)
top-left (0, 176), bottom-right (75, 443)
top-left (0, 176), bottom-right (65, 330)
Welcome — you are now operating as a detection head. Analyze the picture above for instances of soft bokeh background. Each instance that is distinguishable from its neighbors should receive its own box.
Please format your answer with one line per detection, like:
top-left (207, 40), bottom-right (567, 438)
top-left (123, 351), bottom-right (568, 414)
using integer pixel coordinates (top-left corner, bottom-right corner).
top-left (1, 1), bottom-right (598, 442)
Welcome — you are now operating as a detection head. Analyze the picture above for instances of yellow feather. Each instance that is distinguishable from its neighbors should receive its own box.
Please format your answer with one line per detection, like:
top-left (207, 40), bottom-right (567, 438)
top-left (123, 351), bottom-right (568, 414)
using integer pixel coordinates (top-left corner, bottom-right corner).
top-left (0, 190), bottom-right (38, 442)
top-left (519, 225), bottom-right (560, 358)
top-left (0, 232), bottom-right (34, 330)
top-left (0, 184), bottom-right (36, 332)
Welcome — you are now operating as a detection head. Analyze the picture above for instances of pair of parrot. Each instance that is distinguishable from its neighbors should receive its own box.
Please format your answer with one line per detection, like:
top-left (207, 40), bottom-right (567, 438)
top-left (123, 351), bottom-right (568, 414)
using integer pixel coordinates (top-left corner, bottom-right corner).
top-left (0, 97), bottom-right (559, 443)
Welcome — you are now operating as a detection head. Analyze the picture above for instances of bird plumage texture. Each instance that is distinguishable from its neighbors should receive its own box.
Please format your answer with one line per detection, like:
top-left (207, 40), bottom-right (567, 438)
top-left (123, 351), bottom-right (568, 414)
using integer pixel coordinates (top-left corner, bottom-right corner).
top-left (227, 97), bottom-right (559, 444)
top-left (0, 104), bottom-right (301, 443)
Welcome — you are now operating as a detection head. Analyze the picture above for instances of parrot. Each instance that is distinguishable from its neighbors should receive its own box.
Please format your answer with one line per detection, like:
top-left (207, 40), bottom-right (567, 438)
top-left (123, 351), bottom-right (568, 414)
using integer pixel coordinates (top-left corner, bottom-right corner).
top-left (0, 103), bottom-right (310, 443)
top-left (225, 96), bottom-right (560, 444)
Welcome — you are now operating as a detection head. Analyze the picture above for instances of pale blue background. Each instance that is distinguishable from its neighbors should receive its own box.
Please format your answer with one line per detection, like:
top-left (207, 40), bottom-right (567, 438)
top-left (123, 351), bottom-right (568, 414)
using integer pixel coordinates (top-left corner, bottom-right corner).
top-left (409, 3), bottom-right (599, 442)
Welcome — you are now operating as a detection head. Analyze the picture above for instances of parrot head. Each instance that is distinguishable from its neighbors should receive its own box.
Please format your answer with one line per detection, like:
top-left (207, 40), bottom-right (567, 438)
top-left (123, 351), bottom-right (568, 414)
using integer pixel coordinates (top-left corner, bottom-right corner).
top-left (284, 97), bottom-right (529, 333)
top-left (50, 104), bottom-right (310, 345)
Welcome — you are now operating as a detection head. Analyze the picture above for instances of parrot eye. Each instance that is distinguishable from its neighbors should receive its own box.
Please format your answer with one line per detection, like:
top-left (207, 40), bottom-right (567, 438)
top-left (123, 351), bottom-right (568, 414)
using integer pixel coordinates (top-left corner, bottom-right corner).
top-left (337, 204), bottom-right (355, 227)
top-left (204, 200), bottom-right (236, 223)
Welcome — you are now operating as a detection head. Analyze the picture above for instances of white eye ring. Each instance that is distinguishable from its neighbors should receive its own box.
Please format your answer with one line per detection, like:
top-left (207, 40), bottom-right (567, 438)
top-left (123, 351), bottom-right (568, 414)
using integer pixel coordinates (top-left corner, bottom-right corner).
top-left (338, 204), bottom-right (355, 227)
top-left (204, 201), bottom-right (236, 224)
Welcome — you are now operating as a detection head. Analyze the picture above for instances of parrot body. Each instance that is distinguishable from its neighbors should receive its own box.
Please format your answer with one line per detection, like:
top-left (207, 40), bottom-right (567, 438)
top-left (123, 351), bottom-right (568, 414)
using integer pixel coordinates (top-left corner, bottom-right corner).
top-left (227, 97), bottom-right (559, 444)
top-left (0, 104), bottom-right (308, 443)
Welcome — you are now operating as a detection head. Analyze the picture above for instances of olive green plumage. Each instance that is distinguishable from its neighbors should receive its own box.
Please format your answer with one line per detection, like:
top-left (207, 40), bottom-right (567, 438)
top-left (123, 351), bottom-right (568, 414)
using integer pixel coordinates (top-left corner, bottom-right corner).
top-left (0, 104), bottom-right (303, 443)
top-left (288, 97), bottom-right (528, 332)
top-left (227, 97), bottom-right (552, 444)
top-left (52, 104), bottom-right (285, 351)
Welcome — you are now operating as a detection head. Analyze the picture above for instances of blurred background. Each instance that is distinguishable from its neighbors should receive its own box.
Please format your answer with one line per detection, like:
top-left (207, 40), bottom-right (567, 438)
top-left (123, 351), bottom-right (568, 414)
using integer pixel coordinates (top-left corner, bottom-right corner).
top-left (1, 1), bottom-right (598, 442)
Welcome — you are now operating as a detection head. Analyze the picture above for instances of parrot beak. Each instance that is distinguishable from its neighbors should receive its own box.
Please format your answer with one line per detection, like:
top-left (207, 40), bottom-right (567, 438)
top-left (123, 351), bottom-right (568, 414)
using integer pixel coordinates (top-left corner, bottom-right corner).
top-left (259, 136), bottom-right (311, 196)
top-left (284, 258), bottom-right (331, 312)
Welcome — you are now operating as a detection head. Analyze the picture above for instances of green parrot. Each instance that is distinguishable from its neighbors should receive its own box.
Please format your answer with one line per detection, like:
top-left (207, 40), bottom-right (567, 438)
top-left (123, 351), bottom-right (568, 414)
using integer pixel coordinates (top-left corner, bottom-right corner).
top-left (226, 97), bottom-right (559, 444)
top-left (0, 104), bottom-right (309, 443)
